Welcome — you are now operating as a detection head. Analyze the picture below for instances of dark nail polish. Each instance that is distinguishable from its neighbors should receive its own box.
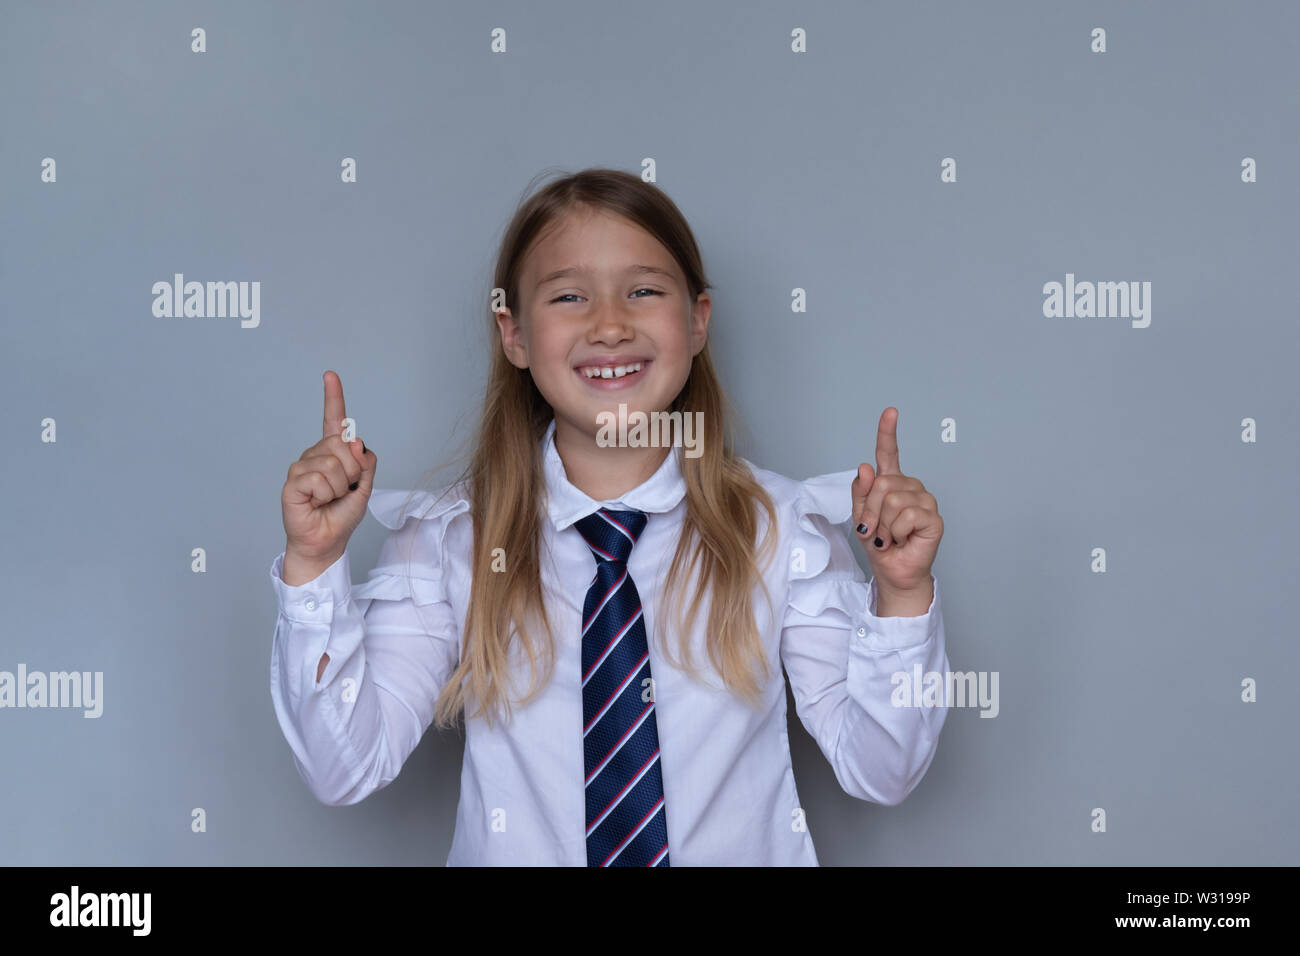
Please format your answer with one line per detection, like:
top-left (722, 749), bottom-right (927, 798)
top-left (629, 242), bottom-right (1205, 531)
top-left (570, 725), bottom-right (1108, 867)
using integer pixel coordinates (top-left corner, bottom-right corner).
top-left (856, 523), bottom-right (868, 535)
top-left (362, 441), bottom-right (368, 454)
top-left (874, 537), bottom-right (884, 548)
top-left (349, 481), bottom-right (359, 491)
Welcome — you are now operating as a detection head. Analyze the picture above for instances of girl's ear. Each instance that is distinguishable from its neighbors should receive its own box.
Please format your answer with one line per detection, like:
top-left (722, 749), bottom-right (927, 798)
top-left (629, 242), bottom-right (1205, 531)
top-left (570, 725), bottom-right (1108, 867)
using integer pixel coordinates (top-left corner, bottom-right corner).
top-left (689, 292), bottom-right (712, 353)
top-left (495, 307), bottom-right (529, 369)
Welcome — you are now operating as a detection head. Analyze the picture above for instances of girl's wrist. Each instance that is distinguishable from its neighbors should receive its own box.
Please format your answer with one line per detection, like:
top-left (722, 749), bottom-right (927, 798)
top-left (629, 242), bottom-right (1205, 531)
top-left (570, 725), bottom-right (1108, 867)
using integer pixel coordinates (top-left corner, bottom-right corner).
top-left (875, 575), bottom-right (934, 617)
top-left (283, 547), bottom-right (344, 587)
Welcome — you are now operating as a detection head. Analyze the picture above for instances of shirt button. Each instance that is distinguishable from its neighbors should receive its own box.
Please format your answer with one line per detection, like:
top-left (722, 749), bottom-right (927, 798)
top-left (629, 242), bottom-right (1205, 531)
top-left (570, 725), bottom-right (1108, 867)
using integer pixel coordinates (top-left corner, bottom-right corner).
top-left (856, 626), bottom-right (866, 637)
top-left (304, 599), bottom-right (317, 611)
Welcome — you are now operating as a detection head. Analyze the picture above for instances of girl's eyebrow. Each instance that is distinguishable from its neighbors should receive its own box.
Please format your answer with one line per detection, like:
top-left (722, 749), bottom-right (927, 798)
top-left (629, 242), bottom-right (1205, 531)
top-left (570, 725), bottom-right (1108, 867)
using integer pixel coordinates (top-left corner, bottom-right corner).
top-left (536, 264), bottom-right (674, 288)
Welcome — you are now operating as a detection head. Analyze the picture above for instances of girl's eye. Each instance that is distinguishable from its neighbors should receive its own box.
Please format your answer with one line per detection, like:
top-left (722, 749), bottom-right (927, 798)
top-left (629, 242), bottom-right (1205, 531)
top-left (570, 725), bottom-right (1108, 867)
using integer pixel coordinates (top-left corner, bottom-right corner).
top-left (549, 288), bottom-right (665, 304)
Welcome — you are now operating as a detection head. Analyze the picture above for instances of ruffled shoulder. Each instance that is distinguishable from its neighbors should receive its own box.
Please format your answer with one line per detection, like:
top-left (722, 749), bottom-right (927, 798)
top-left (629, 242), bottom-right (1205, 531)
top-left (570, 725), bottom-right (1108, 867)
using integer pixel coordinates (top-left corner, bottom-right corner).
top-left (350, 483), bottom-right (472, 608)
top-left (367, 484), bottom-right (471, 531)
top-left (785, 469), bottom-right (871, 624)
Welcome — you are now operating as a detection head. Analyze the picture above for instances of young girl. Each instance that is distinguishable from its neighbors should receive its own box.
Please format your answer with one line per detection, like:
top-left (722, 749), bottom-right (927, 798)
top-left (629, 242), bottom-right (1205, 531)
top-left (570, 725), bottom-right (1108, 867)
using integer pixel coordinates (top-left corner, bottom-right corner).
top-left (270, 167), bottom-right (948, 866)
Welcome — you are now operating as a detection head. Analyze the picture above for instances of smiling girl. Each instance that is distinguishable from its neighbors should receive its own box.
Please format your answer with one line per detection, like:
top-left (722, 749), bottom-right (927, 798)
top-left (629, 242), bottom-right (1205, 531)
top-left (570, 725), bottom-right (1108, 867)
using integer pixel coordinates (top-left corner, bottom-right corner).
top-left (270, 167), bottom-right (949, 866)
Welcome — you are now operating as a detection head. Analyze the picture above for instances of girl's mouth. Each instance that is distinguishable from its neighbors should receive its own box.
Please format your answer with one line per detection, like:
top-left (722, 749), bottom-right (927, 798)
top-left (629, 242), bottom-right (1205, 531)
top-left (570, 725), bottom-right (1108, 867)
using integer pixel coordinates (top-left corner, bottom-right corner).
top-left (574, 359), bottom-right (651, 390)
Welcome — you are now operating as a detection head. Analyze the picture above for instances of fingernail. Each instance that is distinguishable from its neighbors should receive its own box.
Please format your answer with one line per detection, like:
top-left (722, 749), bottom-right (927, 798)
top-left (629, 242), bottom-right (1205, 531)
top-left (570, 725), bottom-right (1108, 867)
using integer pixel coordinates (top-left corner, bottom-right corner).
top-left (856, 523), bottom-right (868, 535)
top-left (349, 481), bottom-right (359, 491)
top-left (874, 537), bottom-right (884, 548)
top-left (362, 441), bottom-right (368, 454)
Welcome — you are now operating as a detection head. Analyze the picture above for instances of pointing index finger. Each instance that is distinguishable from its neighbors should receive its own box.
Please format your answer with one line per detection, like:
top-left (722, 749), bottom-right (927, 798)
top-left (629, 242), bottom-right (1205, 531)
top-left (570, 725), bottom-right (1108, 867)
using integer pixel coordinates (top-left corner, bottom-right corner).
top-left (875, 406), bottom-right (900, 475)
top-left (322, 370), bottom-right (347, 441)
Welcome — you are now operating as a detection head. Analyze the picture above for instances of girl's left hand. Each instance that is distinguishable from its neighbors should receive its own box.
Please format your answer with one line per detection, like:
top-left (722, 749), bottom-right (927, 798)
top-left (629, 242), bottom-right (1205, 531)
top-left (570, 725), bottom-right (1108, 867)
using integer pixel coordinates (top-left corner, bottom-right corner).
top-left (851, 407), bottom-right (943, 599)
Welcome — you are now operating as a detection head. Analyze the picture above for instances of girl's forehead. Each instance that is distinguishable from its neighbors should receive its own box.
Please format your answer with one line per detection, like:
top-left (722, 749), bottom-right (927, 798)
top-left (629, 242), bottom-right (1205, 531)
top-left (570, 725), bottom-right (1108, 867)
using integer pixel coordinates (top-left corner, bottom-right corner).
top-left (522, 216), bottom-right (678, 288)
top-left (539, 207), bottom-right (646, 248)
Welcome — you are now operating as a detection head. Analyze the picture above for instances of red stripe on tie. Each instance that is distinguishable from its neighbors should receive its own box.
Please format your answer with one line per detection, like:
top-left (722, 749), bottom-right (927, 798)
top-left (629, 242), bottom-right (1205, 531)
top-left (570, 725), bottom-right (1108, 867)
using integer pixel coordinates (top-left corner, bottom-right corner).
top-left (587, 749), bottom-right (659, 837)
top-left (581, 570), bottom-right (628, 632)
top-left (600, 509), bottom-right (637, 543)
top-left (585, 703), bottom-right (654, 785)
top-left (582, 650), bottom-right (648, 734)
top-left (600, 795), bottom-right (664, 867)
top-left (582, 605), bottom-right (642, 684)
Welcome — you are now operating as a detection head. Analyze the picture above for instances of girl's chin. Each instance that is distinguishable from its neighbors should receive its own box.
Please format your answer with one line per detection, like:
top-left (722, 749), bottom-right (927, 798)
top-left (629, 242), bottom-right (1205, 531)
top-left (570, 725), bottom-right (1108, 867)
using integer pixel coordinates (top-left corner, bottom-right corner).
top-left (559, 398), bottom-right (668, 431)
top-left (578, 400), bottom-right (660, 422)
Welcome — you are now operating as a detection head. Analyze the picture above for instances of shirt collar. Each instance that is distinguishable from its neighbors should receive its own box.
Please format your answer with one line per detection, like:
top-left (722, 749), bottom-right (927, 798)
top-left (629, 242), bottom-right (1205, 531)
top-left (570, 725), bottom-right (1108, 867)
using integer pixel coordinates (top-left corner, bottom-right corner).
top-left (542, 417), bottom-right (687, 531)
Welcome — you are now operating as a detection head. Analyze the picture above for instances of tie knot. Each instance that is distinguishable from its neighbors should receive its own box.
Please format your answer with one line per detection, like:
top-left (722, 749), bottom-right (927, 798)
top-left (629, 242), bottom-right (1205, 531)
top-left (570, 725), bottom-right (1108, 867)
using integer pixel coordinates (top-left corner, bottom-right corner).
top-left (574, 507), bottom-right (647, 565)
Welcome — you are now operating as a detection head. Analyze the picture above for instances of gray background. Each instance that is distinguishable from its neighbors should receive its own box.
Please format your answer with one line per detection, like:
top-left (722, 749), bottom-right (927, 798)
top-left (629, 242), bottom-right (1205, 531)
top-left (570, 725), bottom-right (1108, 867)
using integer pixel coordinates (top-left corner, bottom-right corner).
top-left (2, 0), bottom-right (1296, 865)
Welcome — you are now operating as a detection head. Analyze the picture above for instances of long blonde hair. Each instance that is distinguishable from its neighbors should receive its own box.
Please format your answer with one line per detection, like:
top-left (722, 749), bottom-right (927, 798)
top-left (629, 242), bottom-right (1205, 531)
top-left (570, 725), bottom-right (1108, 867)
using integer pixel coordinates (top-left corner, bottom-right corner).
top-left (413, 167), bottom-right (780, 732)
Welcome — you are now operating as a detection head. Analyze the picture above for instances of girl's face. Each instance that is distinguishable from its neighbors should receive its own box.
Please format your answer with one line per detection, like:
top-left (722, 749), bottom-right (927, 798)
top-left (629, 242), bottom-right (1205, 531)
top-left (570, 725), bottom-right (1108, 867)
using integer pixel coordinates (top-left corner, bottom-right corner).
top-left (497, 207), bottom-right (710, 442)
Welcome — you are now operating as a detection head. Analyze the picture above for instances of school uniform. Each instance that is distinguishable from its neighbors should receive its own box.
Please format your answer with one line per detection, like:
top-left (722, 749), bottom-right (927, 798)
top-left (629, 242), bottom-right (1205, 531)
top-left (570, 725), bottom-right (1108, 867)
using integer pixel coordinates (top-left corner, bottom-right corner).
top-left (268, 418), bottom-right (947, 865)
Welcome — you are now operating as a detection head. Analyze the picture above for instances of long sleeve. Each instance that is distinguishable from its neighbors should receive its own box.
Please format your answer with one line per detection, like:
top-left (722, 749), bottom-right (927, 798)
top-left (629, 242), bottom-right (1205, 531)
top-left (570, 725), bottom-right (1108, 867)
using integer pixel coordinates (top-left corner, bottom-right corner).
top-left (268, 487), bottom-right (469, 806)
top-left (778, 471), bottom-right (949, 806)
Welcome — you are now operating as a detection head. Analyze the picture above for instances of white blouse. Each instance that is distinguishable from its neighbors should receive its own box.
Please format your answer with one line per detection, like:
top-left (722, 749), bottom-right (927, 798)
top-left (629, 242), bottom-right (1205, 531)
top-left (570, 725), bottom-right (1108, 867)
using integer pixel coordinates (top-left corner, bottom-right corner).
top-left (268, 418), bottom-right (949, 865)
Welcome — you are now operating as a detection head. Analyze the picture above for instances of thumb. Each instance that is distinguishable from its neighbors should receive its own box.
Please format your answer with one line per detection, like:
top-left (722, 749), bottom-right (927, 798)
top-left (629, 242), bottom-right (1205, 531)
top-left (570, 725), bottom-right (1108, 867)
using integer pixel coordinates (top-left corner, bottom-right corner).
top-left (852, 462), bottom-right (875, 532)
top-left (351, 440), bottom-right (377, 496)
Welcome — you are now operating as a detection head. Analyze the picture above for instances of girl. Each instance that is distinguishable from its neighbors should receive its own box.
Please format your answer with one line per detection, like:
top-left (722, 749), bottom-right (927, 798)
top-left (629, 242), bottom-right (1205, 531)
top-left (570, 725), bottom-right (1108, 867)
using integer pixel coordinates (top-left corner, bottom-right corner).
top-left (271, 167), bottom-right (948, 866)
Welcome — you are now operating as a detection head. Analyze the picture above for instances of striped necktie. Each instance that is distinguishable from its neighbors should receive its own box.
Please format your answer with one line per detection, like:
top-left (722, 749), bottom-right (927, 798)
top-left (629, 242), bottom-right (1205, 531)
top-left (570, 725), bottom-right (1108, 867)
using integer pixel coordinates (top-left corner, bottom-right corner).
top-left (574, 507), bottom-right (670, 867)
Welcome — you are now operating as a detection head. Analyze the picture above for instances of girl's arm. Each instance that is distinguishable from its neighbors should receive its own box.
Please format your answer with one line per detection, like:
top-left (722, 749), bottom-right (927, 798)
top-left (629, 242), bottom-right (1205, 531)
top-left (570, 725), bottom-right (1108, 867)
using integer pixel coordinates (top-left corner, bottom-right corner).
top-left (779, 469), bottom-right (949, 806)
top-left (781, 572), bottom-right (948, 805)
top-left (267, 537), bottom-right (460, 806)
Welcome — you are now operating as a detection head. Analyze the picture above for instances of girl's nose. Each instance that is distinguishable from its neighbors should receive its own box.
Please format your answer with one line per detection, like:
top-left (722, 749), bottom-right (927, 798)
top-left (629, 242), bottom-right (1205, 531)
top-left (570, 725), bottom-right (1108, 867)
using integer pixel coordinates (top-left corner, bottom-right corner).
top-left (587, 307), bottom-right (635, 338)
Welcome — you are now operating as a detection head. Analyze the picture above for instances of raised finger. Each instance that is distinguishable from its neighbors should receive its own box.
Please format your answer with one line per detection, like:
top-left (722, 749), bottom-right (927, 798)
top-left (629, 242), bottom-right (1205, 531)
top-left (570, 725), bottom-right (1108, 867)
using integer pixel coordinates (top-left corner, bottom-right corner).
top-left (322, 370), bottom-right (348, 442)
top-left (875, 406), bottom-right (901, 476)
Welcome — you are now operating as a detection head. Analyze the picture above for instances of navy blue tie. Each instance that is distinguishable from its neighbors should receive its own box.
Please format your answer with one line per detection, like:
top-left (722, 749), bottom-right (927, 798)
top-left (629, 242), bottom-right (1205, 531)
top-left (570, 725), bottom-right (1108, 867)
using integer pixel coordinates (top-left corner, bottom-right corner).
top-left (574, 507), bottom-right (670, 867)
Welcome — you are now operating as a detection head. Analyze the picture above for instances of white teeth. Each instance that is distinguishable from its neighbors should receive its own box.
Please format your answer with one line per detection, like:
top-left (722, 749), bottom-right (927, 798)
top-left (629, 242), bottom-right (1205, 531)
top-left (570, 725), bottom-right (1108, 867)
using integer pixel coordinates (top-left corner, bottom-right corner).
top-left (580, 361), bottom-right (643, 379)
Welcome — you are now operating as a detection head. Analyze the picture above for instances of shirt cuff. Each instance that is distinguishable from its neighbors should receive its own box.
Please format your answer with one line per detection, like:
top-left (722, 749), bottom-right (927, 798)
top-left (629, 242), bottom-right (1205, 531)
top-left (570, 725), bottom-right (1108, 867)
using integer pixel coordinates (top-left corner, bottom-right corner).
top-left (859, 573), bottom-right (940, 651)
top-left (269, 550), bottom-right (353, 625)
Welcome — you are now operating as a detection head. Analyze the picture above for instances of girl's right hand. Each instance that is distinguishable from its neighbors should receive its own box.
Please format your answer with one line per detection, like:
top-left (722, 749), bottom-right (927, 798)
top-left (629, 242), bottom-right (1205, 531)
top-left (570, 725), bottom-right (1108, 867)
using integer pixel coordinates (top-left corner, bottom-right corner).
top-left (281, 370), bottom-right (378, 570)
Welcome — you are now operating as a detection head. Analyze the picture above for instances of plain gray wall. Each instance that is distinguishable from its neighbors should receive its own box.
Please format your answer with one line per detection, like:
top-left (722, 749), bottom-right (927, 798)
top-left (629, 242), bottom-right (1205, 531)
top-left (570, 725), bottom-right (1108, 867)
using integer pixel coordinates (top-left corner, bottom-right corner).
top-left (2, 0), bottom-right (1296, 865)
